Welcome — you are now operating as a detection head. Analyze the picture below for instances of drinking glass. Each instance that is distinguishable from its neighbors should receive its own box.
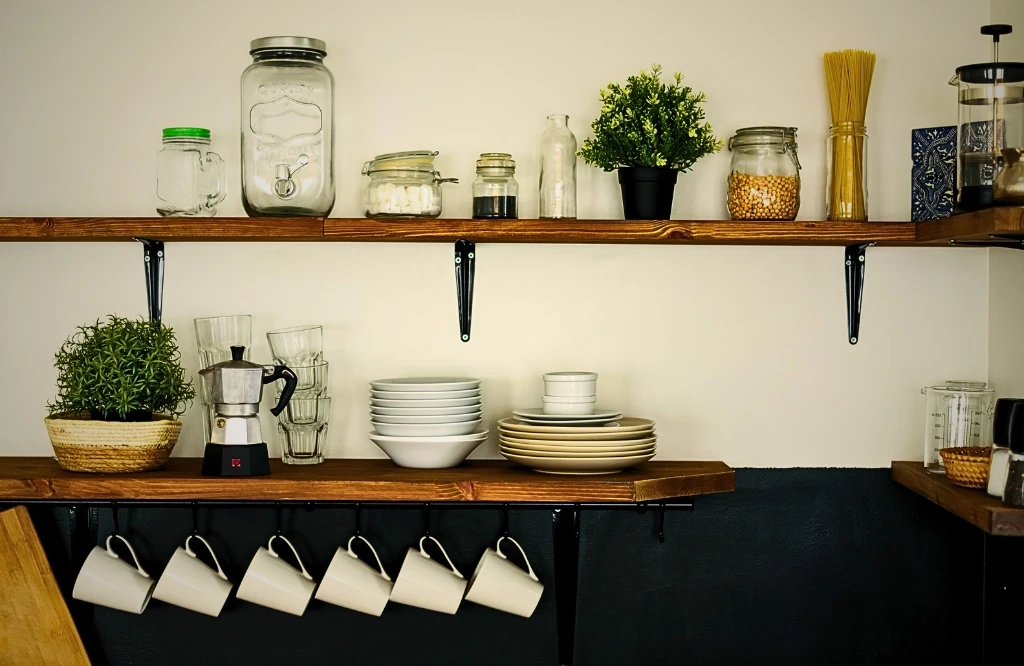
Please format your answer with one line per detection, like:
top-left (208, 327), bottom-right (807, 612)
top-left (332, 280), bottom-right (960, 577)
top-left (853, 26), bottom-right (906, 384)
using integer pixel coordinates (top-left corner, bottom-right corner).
top-left (195, 315), bottom-right (252, 369)
top-left (195, 315), bottom-right (252, 441)
top-left (278, 397), bottom-right (331, 465)
top-left (267, 325), bottom-right (323, 366)
top-left (276, 362), bottom-right (329, 398)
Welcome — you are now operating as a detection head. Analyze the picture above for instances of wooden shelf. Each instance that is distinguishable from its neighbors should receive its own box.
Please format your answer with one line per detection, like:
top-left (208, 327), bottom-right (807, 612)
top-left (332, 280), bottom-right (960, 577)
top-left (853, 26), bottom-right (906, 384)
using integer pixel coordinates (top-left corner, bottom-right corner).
top-left (4, 210), bottom-right (1021, 246)
top-left (0, 216), bottom-right (916, 245)
top-left (891, 461), bottom-right (1024, 536)
top-left (0, 458), bottom-right (734, 503)
top-left (916, 207), bottom-right (1024, 244)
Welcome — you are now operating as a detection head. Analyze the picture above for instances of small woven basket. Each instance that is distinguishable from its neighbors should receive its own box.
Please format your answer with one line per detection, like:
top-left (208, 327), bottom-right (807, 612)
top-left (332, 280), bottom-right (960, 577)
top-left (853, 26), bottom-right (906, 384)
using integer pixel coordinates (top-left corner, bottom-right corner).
top-left (45, 412), bottom-right (182, 473)
top-left (939, 447), bottom-right (992, 489)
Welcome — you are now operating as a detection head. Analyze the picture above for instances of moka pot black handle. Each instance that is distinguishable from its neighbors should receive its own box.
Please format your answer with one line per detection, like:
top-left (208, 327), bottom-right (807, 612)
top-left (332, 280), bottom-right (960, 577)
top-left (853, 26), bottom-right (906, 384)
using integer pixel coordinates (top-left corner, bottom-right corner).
top-left (265, 365), bottom-right (298, 417)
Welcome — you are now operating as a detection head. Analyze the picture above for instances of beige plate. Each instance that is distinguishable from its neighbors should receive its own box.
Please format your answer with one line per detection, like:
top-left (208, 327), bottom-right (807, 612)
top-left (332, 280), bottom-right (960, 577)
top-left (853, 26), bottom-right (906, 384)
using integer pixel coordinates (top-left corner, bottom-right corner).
top-left (498, 417), bottom-right (655, 435)
top-left (497, 426), bottom-right (654, 442)
top-left (501, 450), bottom-right (655, 475)
top-left (500, 444), bottom-right (655, 458)
top-left (499, 435), bottom-right (657, 452)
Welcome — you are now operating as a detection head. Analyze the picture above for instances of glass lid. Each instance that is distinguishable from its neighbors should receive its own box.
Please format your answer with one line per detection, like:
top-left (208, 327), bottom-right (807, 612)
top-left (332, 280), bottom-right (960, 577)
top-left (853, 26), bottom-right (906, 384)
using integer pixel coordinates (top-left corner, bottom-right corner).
top-left (363, 151), bottom-right (439, 174)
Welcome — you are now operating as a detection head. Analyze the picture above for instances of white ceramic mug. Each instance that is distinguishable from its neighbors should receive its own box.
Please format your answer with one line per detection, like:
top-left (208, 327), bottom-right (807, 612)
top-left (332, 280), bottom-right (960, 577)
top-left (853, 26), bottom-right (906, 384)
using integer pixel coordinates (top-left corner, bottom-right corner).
top-left (72, 534), bottom-right (155, 614)
top-left (464, 536), bottom-right (543, 618)
top-left (236, 535), bottom-right (316, 616)
top-left (315, 535), bottom-right (393, 616)
top-left (152, 534), bottom-right (233, 617)
top-left (389, 535), bottom-right (466, 614)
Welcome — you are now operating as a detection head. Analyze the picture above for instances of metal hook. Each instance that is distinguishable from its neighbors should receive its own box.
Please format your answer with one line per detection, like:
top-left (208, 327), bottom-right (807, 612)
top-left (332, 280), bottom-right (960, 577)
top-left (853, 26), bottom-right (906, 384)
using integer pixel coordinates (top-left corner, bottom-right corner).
top-left (111, 501), bottom-right (120, 535)
top-left (501, 503), bottom-right (510, 537)
top-left (657, 503), bottom-right (666, 544)
top-left (190, 501), bottom-right (200, 535)
top-left (275, 502), bottom-right (283, 536)
top-left (423, 503), bottom-right (432, 537)
top-left (354, 502), bottom-right (361, 536)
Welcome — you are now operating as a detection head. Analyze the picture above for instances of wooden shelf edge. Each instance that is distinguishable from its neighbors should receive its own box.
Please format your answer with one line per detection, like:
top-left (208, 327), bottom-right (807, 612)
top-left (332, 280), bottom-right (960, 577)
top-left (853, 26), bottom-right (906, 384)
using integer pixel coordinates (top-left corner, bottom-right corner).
top-left (891, 461), bottom-right (1024, 537)
top-left (916, 207), bottom-right (1024, 244)
top-left (0, 217), bottom-right (917, 245)
top-left (0, 458), bottom-right (735, 503)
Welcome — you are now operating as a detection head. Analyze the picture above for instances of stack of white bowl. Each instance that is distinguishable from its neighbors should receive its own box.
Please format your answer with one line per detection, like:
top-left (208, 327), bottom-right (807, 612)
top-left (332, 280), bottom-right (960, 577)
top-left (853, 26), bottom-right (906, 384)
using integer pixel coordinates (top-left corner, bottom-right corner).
top-left (368, 377), bottom-right (487, 469)
top-left (542, 372), bottom-right (598, 415)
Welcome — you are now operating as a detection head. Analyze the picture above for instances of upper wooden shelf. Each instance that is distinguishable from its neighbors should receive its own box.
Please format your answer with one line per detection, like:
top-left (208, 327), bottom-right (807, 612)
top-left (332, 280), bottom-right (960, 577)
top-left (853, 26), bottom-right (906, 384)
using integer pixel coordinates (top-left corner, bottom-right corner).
top-left (0, 216), bottom-right (915, 245)
top-left (0, 458), bottom-right (735, 503)
top-left (891, 461), bottom-right (1024, 537)
top-left (2, 209), bottom-right (1019, 246)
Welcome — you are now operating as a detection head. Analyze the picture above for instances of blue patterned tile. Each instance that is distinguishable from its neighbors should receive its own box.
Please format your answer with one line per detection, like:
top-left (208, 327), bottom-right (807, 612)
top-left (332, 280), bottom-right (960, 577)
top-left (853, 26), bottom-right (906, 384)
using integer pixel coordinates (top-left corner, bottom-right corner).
top-left (911, 126), bottom-right (955, 222)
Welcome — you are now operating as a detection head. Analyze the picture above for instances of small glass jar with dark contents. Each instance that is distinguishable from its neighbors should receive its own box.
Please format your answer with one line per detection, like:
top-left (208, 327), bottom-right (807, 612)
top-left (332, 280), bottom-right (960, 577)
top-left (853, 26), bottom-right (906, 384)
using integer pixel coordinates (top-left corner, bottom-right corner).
top-left (472, 153), bottom-right (518, 219)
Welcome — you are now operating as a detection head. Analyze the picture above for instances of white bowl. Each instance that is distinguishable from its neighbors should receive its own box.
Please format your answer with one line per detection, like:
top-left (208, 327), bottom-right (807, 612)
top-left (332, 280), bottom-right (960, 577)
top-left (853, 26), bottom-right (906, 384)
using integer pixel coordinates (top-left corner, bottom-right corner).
top-left (543, 372), bottom-right (598, 397)
top-left (371, 403), bottom-right (481, 417)
top-left (371, 396), bottom-right (480, 408)
top-left (371, 411), bottom-right (482, 425)
top-left (541, 395), bottom-right (596, 416)
top-left (372, 420), bottom-right (482, 438)
top-left (370, 388), bottom-right (480, 401)
top-left (369, 430), bottom-right (488, 469)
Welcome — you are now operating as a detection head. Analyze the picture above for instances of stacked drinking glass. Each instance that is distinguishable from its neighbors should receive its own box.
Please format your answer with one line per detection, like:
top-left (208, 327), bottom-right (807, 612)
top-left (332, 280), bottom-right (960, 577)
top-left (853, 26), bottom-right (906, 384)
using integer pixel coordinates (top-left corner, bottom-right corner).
top-left (267, 325), bottom-right (331, 465)
top-left (194, 315), bottom-right (253, 442)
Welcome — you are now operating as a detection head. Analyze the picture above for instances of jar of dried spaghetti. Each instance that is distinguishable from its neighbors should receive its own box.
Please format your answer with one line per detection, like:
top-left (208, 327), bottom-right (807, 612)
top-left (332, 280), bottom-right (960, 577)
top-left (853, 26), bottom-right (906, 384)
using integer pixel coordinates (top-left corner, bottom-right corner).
top-left (727, 126), bottom-right (801, 220)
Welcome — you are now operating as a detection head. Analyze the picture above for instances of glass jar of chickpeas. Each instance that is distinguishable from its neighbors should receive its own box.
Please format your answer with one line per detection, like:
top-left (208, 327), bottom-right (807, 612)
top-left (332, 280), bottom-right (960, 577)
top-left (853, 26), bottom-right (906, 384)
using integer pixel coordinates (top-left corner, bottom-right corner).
top-left (727, 127), bottom-right (801, 220)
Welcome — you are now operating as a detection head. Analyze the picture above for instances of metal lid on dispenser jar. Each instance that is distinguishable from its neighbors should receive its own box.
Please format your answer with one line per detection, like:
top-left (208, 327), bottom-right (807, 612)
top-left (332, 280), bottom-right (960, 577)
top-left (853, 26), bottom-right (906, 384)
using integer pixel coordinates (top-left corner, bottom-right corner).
top-left (249, 36), bottom-right (327, 56)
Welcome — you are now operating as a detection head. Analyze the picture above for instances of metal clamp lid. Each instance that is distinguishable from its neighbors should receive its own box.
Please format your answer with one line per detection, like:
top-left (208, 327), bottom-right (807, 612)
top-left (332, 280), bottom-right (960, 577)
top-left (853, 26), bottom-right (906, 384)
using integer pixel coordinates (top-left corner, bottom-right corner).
top-left (250, 36), bottom-right (327, 55)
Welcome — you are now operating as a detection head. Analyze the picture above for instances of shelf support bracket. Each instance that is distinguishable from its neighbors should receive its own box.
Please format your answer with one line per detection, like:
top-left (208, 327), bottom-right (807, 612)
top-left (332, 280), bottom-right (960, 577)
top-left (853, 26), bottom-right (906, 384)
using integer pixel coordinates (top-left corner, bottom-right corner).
top-left (950, 239), bottom-right (1024, 250)
top-left (135, 238), bottom-right (165, 326)
top-left (844, 243), bottom-right (872, 345)
top-left (455, 240), bottom-right (475, 342)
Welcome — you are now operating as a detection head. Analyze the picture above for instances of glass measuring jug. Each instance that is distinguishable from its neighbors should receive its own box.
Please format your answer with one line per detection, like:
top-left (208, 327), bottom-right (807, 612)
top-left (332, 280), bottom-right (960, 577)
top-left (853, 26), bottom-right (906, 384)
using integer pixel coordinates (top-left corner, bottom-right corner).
top-left (921, 380), bottom-right (995, 473)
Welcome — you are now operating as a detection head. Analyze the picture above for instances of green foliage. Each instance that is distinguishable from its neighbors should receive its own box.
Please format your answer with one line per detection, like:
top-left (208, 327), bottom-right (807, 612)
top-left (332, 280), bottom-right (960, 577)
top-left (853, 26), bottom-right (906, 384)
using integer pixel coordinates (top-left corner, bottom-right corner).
top-left (49, 316), bottom-right (195, 420)
top-left (578, 65), bottom-right (722, 172)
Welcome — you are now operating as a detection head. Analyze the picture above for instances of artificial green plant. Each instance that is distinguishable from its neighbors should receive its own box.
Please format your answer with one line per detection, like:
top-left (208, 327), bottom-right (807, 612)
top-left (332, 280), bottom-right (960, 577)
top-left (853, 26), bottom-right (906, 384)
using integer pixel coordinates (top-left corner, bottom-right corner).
top-left (49, 315), bottom-right (194, 421)
top-left (578, 64), bottom-right (722, 172)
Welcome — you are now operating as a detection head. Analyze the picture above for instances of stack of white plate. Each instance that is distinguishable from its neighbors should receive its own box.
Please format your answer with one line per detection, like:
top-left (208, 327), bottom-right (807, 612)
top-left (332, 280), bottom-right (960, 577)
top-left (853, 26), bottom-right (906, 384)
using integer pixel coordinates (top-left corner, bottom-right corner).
top-left (498, 416), bottom-right (656, 475)
top-left (369, 377), bottom-right (487, 468)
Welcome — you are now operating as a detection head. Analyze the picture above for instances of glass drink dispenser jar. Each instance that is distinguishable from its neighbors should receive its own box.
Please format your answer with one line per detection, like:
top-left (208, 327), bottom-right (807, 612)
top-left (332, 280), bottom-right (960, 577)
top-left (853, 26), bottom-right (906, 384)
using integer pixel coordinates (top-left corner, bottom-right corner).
top-left (950, 25), bottom-right (1024, 212)
top-left (241, 37), bottom-right (335, 217)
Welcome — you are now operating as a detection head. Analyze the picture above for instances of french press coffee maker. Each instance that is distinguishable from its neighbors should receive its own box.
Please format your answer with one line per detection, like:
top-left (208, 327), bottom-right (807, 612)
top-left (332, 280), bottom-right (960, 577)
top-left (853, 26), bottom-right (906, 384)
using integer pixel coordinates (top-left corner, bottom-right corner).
top-left (199, 346), bottom-right (297, 477)
top-left (950, 24), bottom-right (1024, 212)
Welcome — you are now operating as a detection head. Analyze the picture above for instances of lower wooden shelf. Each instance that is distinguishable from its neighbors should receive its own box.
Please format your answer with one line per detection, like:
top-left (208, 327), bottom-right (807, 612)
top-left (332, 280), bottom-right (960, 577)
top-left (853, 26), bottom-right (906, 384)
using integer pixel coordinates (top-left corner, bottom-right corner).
top-left (891, 461), bottom-right (1024, 536)
top-left (0, 458), bottom-right (734, 503)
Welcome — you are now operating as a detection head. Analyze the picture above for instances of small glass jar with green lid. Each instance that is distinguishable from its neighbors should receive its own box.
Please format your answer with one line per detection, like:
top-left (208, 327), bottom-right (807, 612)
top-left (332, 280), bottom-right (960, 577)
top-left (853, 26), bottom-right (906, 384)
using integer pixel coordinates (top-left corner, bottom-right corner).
top-left (156, 128), bottom-right (225, 217)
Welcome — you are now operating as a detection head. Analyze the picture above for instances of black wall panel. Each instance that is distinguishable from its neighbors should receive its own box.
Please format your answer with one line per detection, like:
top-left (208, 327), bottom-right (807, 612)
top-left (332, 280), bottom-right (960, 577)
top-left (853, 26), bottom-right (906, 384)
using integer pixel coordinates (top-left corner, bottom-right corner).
top-left (12, 468), bottom-right (983, 666)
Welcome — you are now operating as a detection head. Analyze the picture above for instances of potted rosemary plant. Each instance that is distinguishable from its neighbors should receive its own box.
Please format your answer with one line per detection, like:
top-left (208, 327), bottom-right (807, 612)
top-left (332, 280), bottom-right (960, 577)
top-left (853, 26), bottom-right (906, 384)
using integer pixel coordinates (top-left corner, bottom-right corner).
top-left (579, 65), bottom-right (722, 219)
top-left (45, 316), bottom-right (195, 472)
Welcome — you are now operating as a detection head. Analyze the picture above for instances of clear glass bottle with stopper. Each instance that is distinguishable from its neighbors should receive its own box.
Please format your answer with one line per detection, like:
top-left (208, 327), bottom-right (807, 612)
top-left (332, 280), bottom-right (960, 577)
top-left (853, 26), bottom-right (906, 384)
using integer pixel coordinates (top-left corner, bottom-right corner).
top-left (539, 114), bottom-right (577, 219)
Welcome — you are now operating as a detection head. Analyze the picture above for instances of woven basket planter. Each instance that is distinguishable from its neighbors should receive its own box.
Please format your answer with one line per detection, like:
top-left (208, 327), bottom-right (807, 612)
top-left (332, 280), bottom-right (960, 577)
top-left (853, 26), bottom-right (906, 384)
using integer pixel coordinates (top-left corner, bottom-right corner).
top-left (938, 447), bottom-right (992, 489)
top-left (44, 412), bottom-right (182, 473)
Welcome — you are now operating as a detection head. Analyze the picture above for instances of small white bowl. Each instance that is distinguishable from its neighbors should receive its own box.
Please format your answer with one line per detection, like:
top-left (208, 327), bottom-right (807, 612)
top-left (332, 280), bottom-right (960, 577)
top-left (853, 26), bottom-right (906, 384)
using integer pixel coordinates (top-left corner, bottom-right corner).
top-left (541, 395), bottom-right (597, 416)
top-left (543, 372), bottom-right (598, 397)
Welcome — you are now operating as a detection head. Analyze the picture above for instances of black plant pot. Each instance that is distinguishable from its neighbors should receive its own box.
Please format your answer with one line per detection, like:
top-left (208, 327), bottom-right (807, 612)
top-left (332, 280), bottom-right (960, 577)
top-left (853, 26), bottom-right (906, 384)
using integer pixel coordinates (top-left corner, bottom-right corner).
top-left (617, 167), bottom-right (678, 220)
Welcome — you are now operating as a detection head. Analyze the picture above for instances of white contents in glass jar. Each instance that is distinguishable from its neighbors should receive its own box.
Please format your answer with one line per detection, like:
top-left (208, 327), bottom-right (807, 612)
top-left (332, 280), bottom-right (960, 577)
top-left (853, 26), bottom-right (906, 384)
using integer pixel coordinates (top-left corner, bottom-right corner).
top-left (367, 182), bottom-right (440, 217)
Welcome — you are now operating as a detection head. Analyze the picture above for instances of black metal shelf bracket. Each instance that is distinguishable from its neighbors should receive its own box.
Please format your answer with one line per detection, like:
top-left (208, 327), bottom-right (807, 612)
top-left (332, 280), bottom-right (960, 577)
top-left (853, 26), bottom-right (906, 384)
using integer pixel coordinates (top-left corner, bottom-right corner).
top-left (844, 243), bottom-right (872, 345)
top-left (135, 238), bottom-right (165, 326)
top-left (455, 239), bottom-right (476, 342)
top-left (950, 239), bottom-right (1024, 250)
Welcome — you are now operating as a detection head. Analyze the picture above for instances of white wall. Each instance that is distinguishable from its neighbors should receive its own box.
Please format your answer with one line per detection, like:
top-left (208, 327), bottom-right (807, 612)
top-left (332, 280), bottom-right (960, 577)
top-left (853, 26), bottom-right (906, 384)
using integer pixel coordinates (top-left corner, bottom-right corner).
top-left (0, 0), bottom-right (998, 467)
